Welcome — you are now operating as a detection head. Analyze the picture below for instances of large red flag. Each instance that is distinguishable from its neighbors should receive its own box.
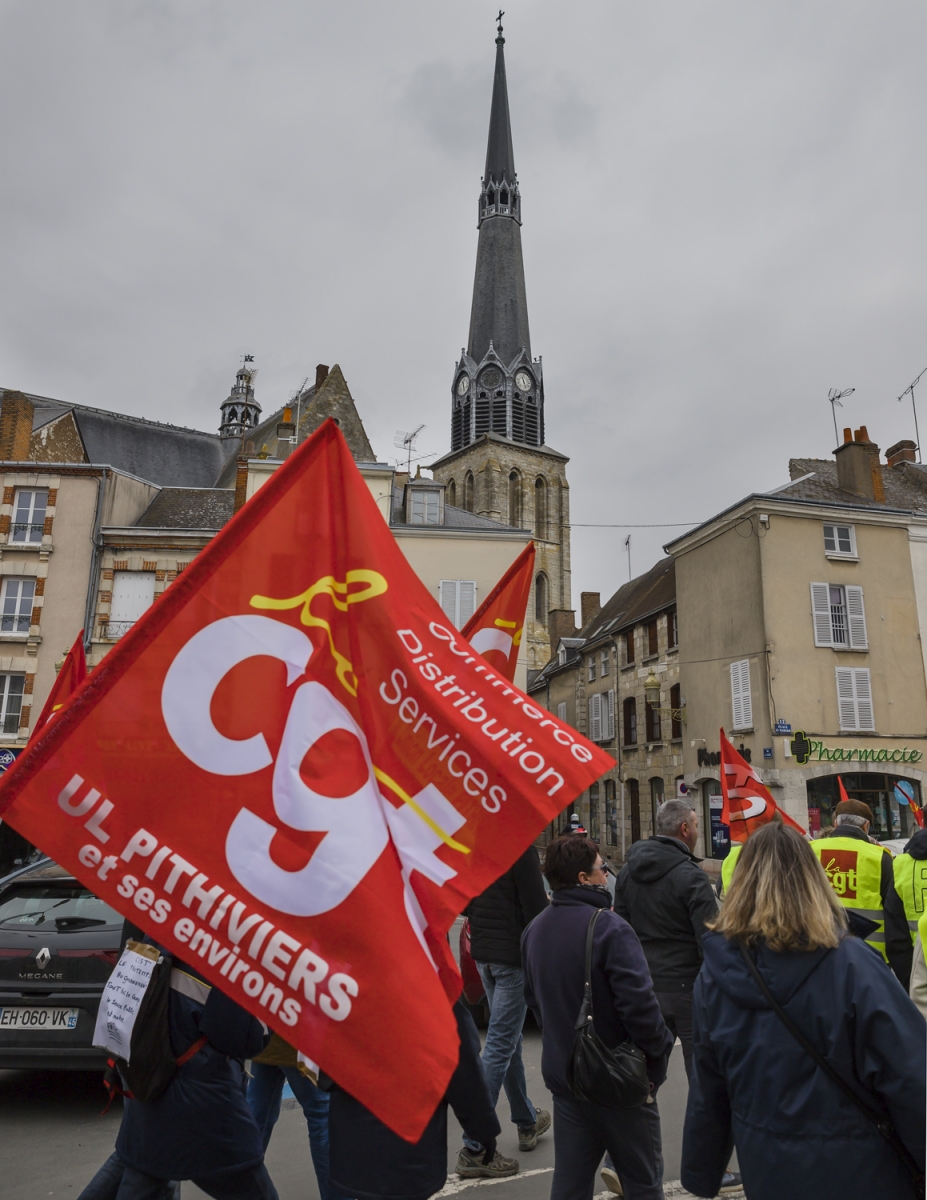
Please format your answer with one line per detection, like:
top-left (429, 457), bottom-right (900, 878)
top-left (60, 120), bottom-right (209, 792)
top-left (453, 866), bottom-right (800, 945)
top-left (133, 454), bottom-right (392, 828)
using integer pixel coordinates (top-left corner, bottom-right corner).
top-left (0, 422), bottom-right (612, 1141)
top-left (462, 543), bottom-right (536, 683)
top-left (720, 729), bottom-right (805, 842)
top-left (30, 630), bottom-right (87, 741)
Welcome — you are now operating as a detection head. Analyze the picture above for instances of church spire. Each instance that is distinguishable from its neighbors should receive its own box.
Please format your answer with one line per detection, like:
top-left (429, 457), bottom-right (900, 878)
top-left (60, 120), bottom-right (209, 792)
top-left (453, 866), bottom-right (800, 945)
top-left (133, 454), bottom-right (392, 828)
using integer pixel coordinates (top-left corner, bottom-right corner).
top-left (451, 18), bottom-right (543, 452)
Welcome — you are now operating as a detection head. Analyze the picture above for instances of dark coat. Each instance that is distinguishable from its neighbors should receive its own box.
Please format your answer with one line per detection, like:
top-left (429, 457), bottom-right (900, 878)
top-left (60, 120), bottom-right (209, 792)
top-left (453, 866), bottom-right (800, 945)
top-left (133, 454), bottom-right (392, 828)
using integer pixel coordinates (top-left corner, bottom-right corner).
top-left (116, 959), bottom-right (268, 1181)
top-left (614, 836), bottom-right (719, 992)
top-left (681, 931), bottom-right (926, 1200)
top-left (819, 823), bottom-right (913, 988)
top-left (327, 1001), bottom-right (499, 1200)
top-left (903, 827), bottom-right (927, 858)
top-left (465, 846), bottom-right (548, 968)
top-left (521, 886), bottom-right (673, 1100)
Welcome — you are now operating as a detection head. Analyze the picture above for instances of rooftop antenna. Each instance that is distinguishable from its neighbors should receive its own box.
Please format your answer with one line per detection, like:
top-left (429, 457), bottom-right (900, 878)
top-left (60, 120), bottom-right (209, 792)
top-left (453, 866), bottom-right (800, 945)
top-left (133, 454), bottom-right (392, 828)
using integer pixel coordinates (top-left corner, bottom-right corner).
top-left (290, 376), bottom-right (309, 446)
top-left (827, 388), bottom-right (854, 446)
top-left (394, 424), bottom-right (426, 476)
top-left (898, 367), bottom-right (927, 463)
top-left (624, 534), bottom-right (632, 582)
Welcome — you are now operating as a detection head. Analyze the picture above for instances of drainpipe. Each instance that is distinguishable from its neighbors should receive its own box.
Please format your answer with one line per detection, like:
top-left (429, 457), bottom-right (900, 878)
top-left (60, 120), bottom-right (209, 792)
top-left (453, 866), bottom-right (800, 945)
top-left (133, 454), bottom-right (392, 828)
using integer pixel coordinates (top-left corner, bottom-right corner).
top-left (82, 468), bottom-right (109, 656)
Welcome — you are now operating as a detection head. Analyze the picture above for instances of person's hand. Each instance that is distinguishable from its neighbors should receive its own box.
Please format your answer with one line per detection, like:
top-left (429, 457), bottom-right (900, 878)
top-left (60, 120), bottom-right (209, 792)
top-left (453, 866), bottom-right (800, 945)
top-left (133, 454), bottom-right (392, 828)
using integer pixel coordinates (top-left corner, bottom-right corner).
top-left (481, 1139), bottom-right (498, 1164)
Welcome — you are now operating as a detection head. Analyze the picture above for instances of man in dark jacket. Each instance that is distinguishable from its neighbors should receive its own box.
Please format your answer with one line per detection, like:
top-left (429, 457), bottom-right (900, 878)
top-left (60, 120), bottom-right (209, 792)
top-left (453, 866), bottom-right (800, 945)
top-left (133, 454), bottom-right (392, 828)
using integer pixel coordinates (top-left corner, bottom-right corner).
top-left (614, 798), bottom-right (718, 1078)
top-left (457, 845), bottom-right (549, 1172)
top-left (78, 951), bottom-right (276, 1199)
top-left (522, 835), bottom-right (673, 1200)
top-left (328, 1000), bottom-right (504, 1200)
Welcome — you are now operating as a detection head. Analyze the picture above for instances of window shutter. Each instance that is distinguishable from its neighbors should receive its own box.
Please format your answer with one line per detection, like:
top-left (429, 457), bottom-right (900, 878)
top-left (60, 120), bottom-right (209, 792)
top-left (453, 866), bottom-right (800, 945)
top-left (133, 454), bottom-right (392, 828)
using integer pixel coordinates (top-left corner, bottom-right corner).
top-left (590, 693), bottom-right (601, 741)
top-left (607, 689), bottom-right (615, 740)
top-left (458, 581), bottom-right (477, 627)
top-left (853, 668), bottom-right (874, 731)
top-left (835, 667), bottom-right (858, 730)
top-left (845, 586), bottom-right (868, 650)
top-left (730, 660), bottom-right (752, 729)
top-left (111, 571), bottom-right (156, 623)
top-left (557, 701), bottom-right (567, 723)
top-left (810, 583), bottom-right (832, 647)
top-left (439, 581), bottom-right (458, 624)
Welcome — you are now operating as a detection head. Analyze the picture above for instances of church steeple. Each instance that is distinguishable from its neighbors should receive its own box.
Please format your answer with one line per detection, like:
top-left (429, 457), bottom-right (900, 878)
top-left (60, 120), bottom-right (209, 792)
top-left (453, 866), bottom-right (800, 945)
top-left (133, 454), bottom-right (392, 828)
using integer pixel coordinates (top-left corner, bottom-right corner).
top-left (451, 18), bottom-right (544, 452)
top-left (219, 362), bottom-right (262, 442)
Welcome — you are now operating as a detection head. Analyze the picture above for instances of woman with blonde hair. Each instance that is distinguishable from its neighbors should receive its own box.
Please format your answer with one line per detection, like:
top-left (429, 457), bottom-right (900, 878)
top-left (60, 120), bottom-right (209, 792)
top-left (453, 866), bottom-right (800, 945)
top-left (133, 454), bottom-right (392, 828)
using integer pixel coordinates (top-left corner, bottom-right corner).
top-left (680, 822), bottom-right (924, 1200)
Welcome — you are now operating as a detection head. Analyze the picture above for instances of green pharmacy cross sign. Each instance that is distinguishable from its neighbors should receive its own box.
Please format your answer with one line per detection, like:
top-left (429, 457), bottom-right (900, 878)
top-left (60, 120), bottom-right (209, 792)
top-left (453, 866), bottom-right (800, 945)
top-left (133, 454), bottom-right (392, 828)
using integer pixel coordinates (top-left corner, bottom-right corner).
top-left (789, 731), bottom-right (923, 766)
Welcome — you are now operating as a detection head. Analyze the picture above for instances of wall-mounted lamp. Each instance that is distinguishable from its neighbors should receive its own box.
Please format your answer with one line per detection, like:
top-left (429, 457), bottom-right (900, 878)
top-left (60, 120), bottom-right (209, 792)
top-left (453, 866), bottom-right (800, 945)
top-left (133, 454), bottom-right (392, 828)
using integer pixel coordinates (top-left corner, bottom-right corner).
top-left (643, 668), bottom-right (686, 723)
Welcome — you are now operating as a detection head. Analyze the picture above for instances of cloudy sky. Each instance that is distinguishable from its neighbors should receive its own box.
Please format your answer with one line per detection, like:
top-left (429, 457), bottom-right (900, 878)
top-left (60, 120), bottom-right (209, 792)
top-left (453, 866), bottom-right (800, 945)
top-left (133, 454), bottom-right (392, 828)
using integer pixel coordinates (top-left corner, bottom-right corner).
top-left (2, 1), bottom-right (926, 605)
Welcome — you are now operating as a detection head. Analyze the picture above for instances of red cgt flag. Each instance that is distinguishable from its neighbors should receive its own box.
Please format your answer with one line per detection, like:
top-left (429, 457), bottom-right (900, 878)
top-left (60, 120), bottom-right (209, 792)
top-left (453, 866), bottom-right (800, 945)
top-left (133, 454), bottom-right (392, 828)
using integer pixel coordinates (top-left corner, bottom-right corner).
top-left (0, 421), bottom-right (612, 1141)
top-left (462, 542), bottom-right (536, 683)
top-left (720, 729), bottom-right (805, 842)
top-left (30, 630), bottom-right (87, 741)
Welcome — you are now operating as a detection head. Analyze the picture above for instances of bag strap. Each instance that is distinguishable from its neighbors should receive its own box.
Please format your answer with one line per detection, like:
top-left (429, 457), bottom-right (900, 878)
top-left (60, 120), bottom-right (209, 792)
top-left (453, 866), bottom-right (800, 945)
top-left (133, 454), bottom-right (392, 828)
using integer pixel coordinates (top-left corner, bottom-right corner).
top-left (574, 909), bottom-right (601, 1031)
top-left (738, 942), bottom-right (923, 1193)
top-left (175, 1034), bottom-right (207, 1068)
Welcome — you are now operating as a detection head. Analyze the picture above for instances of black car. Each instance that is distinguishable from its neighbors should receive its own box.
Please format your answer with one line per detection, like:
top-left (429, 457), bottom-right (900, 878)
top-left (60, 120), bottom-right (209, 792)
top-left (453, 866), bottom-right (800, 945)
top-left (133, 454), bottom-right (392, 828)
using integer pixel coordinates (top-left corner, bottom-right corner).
top-left (0, 858), bottom-right (123, 1070)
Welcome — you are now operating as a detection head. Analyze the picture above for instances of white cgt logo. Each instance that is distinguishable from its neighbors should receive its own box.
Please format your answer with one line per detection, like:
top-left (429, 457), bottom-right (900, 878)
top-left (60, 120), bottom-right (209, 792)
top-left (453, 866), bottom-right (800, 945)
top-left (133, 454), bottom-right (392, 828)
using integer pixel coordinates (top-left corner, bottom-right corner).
top-left (161, 615), bottom-right (466, 941)
top-left (161, 615), bottom-right (389, 918)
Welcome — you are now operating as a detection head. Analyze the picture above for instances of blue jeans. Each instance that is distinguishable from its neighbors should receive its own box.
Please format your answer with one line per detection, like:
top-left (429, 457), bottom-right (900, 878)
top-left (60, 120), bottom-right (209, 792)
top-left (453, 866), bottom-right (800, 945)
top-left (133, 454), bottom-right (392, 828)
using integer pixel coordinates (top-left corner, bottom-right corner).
top-left (247, 1062), bottom-right (340, 1200)
top-left (77, 1152), bottom-right (277, 1199)
top-left (463, 962), bottom-right (537, 1151)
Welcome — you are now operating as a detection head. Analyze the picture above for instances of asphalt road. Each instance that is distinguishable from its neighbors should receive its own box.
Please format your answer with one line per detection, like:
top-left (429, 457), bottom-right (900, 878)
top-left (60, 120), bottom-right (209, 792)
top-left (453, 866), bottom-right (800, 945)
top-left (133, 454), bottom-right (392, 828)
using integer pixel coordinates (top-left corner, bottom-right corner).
top-left (0, 1027), bottom-right (742, 1200)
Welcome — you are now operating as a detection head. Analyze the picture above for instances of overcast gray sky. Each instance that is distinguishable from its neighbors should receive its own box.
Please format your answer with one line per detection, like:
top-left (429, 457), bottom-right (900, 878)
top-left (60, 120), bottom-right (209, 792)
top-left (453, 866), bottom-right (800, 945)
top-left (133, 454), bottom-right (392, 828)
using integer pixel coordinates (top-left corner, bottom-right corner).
top-left (2, 1), bottom-right (926, 606)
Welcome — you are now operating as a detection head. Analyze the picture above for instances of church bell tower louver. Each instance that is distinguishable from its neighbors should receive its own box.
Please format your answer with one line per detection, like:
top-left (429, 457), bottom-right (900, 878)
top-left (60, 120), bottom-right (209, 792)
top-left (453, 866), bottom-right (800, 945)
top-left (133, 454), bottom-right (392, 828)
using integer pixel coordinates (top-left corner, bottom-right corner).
top-left (431, 17), bottom-right (571, 672)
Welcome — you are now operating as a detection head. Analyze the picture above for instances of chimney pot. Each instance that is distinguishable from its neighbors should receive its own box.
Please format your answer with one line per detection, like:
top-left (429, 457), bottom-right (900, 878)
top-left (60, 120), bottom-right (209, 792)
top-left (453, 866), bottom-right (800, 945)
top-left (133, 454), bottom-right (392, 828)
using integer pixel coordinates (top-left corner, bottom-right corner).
top-left (0, 390), bottom-right (34, 462)
top-left (843, 427), bottom-right (852, 444)
top-left (315, 364), bottom-right (330, 390)
top-left (580, 591), bottom-right (601, 628)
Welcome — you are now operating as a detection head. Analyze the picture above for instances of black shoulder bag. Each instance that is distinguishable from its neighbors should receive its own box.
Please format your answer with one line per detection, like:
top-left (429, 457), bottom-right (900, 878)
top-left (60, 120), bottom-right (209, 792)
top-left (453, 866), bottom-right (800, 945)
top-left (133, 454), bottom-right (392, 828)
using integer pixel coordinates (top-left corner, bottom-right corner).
top-left (567, 909), bottom-right (651, 1109)
top-left (738, 942), bottom-right (924, 1197)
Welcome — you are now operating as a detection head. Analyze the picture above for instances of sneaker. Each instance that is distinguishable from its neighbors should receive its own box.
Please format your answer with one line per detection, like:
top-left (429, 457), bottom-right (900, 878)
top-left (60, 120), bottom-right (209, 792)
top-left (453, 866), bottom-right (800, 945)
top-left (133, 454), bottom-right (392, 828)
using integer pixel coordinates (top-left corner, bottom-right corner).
top-left (455, 1148), bottom-right (519, 1179)
top-left (517, 1107), bottom-right (551, 1151)
top-left (718, 1170), bottom-right (743, 1195)
top-left (600, 1164), bottom-right (623, 1196)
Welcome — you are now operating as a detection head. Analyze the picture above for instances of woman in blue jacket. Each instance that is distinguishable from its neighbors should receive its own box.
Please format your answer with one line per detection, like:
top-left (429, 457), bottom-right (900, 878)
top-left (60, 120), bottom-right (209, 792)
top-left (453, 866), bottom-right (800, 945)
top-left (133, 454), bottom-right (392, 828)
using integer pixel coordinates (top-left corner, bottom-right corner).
top-left (681, 822), bottom-right (925, 1200)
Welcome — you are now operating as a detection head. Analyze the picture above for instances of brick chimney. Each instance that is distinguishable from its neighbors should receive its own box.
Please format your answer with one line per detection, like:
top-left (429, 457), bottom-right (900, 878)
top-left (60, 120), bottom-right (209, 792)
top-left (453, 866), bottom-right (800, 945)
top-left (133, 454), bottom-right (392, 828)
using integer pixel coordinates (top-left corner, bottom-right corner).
top-left (276, 406), bottom-right (295, 459)
top-left (234, 455), bottom-right (249, 513)
top-left (0, 390), bottom-right (34, 461)
top-left (315, 364), bottom-right (330, 390)
top-left (581, 591), bottom-right (601, 628)
top-left (835, 426), bottom-right (885, 502)
top-left (548, 609), bottom-right (577, 654)
top-left (886, 439), bottom-right (917, 468)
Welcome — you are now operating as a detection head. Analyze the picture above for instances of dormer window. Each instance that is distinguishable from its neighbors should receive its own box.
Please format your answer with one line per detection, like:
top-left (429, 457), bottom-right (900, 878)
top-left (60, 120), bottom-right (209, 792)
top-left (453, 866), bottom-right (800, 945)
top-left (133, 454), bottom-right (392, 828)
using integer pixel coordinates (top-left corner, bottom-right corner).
top-left (406, 484), bottom-right (443, 526)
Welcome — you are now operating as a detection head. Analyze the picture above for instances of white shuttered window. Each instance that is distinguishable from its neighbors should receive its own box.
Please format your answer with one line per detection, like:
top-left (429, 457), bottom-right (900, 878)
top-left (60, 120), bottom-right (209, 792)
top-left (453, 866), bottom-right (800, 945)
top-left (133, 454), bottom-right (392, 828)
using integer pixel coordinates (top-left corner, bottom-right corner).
top-left (438, 580), bottom-right (476, 629)
top-left (836, 667), bottom-right (875, 731)
top-left (111, 571), bottom-right (156, 623)
top-left (730, 660), bottom-right (753, 730)
top-left (810, 582), bottom-right (868, 649)
top-left (589, 693), bottom-right (602, 741)
top-left (557, 701), bottom-right (567, 723)
top-left (607, 689), bottom-right (615, 740)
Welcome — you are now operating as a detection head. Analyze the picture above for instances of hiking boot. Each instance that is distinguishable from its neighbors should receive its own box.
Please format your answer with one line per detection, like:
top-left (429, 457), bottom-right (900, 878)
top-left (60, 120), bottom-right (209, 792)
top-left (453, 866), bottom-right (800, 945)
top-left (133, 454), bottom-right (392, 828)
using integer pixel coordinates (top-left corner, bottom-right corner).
top-left (455, 1148), bottom-right (519, 1179)
top-left (517, 1107), bottom-right (551, 1151)
top-left (600, 1164), bottom-right (623, 1195)
top-left (718, 1170), bottom-right (743, 1195)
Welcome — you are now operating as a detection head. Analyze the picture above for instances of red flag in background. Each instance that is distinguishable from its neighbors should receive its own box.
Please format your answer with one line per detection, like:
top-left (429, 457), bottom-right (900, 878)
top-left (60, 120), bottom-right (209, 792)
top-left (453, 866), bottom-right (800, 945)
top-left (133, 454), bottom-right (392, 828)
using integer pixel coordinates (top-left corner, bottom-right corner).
top-left (462, 543), bottom-right (536, 683)
top-left (30, 631), bottom-right (87, 741)
top-left (0, 422), bottom-right (611, 1141)
top-left (837, 775), bottom-right (851, 807)
top-left (720, 729), bottom-right (805, 842)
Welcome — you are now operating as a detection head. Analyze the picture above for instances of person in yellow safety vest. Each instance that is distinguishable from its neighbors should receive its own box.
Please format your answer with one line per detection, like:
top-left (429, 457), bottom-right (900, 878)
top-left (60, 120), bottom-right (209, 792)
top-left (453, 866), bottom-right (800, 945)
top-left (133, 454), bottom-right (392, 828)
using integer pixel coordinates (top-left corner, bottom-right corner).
top-left (719, 841), bottom-right (742, 899)
top-left (910, 911), bottom-right (927, 1020)
top-left (811, 798), bottom-right (912, 988)
top-left (892, 826), bottom-right (927, 947)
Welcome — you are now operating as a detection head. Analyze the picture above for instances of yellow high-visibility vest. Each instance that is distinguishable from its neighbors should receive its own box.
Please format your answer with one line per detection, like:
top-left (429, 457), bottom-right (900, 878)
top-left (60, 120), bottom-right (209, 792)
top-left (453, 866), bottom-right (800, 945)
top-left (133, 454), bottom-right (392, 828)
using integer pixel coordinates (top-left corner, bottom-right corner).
top-left (812, 836), bottom-right (886, 960)
top-left (893, 852), bottom-right (927, 945)
top-left (720, 842), bottom-right (743, 897)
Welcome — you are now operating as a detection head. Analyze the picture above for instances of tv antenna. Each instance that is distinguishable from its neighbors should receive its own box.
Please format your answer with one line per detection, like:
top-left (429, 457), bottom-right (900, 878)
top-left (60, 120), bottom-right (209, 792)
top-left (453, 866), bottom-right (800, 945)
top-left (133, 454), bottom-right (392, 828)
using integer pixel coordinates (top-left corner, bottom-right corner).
top-left (898, 367), bottom-right (927, 462)
top-left (394, 425), bottom-right (426, 475)
top-left (827, 388), bottom-right (854, 446)
top-left (289, 377), bottom-right (309, 445)
top-left (624, 534), bottom-right (632, 581)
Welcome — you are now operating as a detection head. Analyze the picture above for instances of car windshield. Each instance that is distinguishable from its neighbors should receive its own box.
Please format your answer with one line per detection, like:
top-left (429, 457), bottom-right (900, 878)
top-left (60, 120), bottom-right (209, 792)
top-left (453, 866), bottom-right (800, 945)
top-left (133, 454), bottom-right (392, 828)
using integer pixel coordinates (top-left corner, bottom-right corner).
top-left (0, 884), bottom-right (121, 931)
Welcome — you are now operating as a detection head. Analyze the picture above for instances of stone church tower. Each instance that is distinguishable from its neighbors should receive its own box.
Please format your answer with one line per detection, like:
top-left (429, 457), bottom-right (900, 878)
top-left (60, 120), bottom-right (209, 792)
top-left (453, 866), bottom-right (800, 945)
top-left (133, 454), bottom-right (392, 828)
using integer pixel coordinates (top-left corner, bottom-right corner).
top-left (430, 21), bottom-right (571, 672)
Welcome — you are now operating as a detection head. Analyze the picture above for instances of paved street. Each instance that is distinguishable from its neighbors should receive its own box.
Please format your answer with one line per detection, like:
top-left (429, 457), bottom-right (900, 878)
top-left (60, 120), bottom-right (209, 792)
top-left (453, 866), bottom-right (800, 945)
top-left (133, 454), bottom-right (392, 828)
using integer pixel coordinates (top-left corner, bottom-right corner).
top-left (0, 1027), bottom-right (741, 1199)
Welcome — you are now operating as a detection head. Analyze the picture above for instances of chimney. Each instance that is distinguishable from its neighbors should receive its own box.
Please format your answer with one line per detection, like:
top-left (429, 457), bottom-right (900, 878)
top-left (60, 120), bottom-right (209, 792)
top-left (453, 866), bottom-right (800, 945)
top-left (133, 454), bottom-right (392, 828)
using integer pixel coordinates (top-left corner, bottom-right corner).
top-left (234, 455), bottom-right (249, 513)
top-left (580, 592), bottom-right (601, 628)
top-left (886, 439), bottom-right (917, 468)
top-left (835, 426), bottom-right (885, 502)
top-left (276, 406), bottom-right (295, 458)
top-left (548, 609), bottom-right (577, 654)
top-left (315, 364), bottom-right (330, 390)
top-left (0, 390), bottom-right (34, 461)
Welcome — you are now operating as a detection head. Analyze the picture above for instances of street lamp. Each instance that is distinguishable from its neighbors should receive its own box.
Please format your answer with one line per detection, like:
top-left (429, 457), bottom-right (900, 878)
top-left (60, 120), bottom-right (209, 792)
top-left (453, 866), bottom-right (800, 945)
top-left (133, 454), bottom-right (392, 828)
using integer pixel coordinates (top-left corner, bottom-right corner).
top-left (643, 669), bottom-right (686, 723)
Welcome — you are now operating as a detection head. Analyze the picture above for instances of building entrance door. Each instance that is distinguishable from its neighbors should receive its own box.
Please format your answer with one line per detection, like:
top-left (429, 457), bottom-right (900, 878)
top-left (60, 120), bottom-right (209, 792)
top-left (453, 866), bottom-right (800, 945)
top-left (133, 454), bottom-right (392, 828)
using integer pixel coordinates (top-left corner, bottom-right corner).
top-left (628, 778), bottom-right (641, 843)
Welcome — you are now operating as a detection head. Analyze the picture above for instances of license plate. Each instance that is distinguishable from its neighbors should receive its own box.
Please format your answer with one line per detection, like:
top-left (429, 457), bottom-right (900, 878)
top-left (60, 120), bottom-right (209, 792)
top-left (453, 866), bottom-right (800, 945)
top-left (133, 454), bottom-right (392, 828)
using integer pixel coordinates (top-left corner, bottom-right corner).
top-left (0, 1007), bottom-right (79, 1030)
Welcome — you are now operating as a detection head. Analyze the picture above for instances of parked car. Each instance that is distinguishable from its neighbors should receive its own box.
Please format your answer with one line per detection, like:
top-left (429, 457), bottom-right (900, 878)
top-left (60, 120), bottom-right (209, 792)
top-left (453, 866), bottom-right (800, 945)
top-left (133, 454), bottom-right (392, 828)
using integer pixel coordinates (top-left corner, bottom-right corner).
top-left (0, 858), bottom-right (123, 1070)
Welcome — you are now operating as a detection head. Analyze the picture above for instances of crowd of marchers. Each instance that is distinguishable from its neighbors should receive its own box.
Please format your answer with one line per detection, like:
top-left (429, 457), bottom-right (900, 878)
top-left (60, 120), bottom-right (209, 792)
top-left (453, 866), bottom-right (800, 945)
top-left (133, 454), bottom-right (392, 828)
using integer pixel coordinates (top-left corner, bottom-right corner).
top-left (74, 796), bottom-right (926, 1200)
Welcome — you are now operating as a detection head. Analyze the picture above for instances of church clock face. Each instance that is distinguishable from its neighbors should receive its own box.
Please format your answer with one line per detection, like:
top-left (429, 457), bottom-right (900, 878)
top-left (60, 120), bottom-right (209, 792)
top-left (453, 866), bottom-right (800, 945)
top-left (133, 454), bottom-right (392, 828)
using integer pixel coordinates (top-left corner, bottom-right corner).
top-left (457, 375), bottom-right (470, 395)
top-left (515, 370), bottom-right (532, 392)
top-left (481, 368), bottom-right (502, 389)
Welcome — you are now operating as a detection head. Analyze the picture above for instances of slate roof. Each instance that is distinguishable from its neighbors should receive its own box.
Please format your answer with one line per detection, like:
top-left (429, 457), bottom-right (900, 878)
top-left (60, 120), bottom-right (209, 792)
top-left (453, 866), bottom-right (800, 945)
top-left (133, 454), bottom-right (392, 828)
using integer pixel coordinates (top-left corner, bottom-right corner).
top-left (390, 500), bottom-right (525, 532)
top-left (21, 392), bottom-right (231, 488)
top-left (782, 457), bottom-right (927, 514)
top-left (135, 488), bottom-right (235, 530)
